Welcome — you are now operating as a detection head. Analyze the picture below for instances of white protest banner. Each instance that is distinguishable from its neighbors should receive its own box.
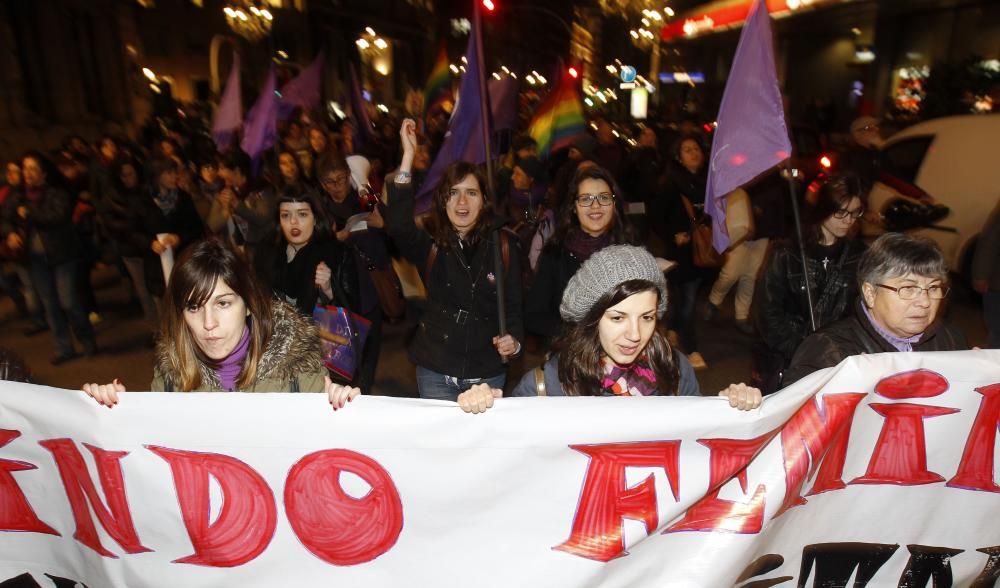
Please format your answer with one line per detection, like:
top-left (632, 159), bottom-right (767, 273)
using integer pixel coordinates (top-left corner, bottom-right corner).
top-left (0, 350), bottom-right (999, 587)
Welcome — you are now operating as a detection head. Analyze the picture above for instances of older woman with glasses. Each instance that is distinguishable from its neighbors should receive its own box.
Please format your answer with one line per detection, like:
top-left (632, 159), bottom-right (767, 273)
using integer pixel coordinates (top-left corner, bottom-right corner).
top-left (783, 232), bottom-right (968, 385)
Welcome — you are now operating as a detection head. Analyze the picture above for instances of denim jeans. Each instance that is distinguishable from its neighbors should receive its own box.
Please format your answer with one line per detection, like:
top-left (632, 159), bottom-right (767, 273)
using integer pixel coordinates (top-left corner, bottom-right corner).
top-left (415, 365), bottom-right (506, 402)
top-left (672, 278), bottom-right (702, 353)
top-left (122, 256), bottom-right (161, 331)
top-left (985, 291), bottom-right (1000, 349)
top-left (29, 254), bottom-right (96, 356)
top-left (12, 263), bottom-right (45, 328)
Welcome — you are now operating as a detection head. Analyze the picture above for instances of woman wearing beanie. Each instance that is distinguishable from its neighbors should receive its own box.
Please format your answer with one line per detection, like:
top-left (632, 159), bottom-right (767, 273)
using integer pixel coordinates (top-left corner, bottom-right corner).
top-left (457, 245), bottom-right (762, 413)
top-left (525, 165), bottom-right (633, 342)
top-left (386, 119), bottom-right (524, 401)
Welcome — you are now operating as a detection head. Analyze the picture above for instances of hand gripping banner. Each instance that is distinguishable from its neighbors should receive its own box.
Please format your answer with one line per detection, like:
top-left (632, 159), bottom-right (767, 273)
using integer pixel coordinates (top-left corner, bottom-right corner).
top-left (0, 350), bottom-right (999, 587)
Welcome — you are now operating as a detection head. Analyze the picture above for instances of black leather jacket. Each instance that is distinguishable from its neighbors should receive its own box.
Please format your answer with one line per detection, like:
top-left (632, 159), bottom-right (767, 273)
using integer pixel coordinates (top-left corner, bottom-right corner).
top-left (753, 239), bottom-right (867, 362)
top-left (525, 246), bottom-right (582, 339)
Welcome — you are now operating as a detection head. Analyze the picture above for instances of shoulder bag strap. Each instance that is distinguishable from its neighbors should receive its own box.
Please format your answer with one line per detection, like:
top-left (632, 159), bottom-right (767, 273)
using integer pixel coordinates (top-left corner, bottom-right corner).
top-left (680, 194), bottom-right (697, 222)
top-left (534, 366), bottom-right (547, 396)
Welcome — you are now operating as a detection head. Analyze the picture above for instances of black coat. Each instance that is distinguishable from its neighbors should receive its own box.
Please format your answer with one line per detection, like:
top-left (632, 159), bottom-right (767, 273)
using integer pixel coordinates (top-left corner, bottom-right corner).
top-left (753, 239), bottom-right (867, 363)
top-left (620, 146), bottom-right (665, 203)
top-left (653, 164), bottom-right (712, 283)
top-left (783, 299), bottom-right (968, 386)
top-left (129, 189), bottom-right (205, 296)
top-left (255, 237), bottom-right (360, 318)
top-left (319, 191), bottom-right (391, 317)
top-left (94, 185), bottom-right (146, 258)
top-left (525, 245), bottom-right (582, 339)
top-left (387, 182), bottom-right (524, 379)
top-left (1, 185), bottom-right (79, 266)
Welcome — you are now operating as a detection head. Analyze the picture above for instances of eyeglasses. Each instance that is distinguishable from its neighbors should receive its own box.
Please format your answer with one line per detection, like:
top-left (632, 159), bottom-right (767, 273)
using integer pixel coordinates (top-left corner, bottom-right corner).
top-left (322, 176), bottom-right (350, 187)
top-left (576, 193), bottom-right (615, 207)
top-left (833, 207), bottom-right (865, 220)
top-left (876, 283), bottom-right (950, 300)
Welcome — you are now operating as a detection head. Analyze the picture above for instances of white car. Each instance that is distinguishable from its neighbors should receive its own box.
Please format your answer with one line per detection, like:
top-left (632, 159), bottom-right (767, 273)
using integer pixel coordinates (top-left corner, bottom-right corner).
top-left (866, 113), bottom-right (1000, 272)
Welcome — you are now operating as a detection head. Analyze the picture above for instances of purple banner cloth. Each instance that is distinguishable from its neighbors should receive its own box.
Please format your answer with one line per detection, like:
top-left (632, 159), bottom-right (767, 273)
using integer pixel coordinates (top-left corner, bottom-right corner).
top-left (416, 26), bottom-right (487, 212)
top-left (489, 75), bottom-right (518, 134)
top-left (706, 0), bottom-right (792, 253)
top-left (241, 66), bottom-right (279, 166)
top-left (211, 52), bottom-right (242, 151)
top-left (279, 52), bottom-right (325, 119)
top-left (348, 63), bottom-right (376, 152)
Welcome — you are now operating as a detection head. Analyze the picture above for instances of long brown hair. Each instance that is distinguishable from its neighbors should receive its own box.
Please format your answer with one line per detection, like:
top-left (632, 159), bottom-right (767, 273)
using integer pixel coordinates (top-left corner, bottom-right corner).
top-left (160, 238), bottom-right (274, 391)
top-left (554, 279), bottom-right (679, 396)
top-left (426, 161), bottom-right (495, 250)
top-left (549, 164), bottom-right (633, 248)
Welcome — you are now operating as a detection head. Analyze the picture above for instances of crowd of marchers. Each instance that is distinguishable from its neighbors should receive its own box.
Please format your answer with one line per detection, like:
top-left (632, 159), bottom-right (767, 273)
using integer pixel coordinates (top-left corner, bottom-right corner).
top-left (0, 106), bottom-right (994, 412)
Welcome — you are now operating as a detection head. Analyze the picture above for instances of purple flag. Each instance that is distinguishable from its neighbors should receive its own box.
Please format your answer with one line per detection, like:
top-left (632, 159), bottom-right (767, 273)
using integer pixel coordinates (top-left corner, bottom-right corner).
top-left (706, 0), bottom-right (791, 253)
top-left (348, 63), bottom-right (376, 152)
top-left (488, 75), bottom-right (518, 134)
top-left (211, 52), bottom-right (242, 151)
top-left (416, 25), bottom-right (487, 212)
top-left (279, 52), bottom-right (324, 119)
top-left (241, 66), bottom-right (279, 167)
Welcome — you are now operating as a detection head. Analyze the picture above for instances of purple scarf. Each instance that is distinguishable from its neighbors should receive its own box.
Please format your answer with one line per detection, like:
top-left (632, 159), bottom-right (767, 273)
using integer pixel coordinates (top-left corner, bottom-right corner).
top-left (216, 327), bottom-right (251, 391)
top-left (862, 304), bottom-right (922, 352)
top-left (600, 355), bottom-right (658, 396)
top-left (564, 228), bottom-right (613, 262)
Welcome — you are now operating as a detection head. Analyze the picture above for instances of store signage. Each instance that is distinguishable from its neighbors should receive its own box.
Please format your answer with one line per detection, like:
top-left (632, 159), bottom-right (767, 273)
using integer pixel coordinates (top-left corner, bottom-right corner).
top-left (660, 0), bottom-right (833, 41)
top-left (619, 65), bottom-right (637, 83)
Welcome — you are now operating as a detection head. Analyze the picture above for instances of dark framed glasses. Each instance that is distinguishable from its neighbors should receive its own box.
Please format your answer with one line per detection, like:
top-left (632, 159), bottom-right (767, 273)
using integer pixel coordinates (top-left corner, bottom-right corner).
top-left (576, 192), bottom-right (615, 207)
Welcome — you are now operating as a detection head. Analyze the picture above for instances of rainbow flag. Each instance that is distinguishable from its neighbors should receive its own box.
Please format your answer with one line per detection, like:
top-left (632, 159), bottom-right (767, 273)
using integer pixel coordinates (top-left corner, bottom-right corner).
top-left (528, 69), bottom-right (586, 158)
top-left (422, 44), bottom-right (452, 123)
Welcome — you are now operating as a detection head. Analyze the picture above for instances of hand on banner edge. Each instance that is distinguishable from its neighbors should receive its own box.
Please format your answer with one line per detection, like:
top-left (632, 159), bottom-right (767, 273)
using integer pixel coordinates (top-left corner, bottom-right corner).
top-left (81, 379), bottom-right (126, 408)
top-left (717, 382), bottom-right (763, 411)
top-left (326, 376), bottom-right (361, 411)
top-left (458, 383), bottom-right (503, 414)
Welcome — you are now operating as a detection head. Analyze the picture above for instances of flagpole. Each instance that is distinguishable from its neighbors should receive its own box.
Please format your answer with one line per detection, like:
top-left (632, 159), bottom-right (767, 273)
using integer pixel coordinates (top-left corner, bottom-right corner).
top-left (785, 171), bottom-right (817, 332)
top-left (472, 0), bottom-right (508, 344)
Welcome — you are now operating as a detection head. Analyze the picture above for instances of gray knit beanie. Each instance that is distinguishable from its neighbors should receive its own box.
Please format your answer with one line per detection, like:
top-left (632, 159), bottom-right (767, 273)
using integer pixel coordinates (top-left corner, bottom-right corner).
top-left (559, 245), bottom-right (668, 321)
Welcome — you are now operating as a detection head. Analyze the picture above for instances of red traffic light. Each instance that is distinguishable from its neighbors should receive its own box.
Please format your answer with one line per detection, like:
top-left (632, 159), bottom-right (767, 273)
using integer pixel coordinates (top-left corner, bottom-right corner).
top-left (568, 67), bottom-right (579, 79)
top-left (819, 155), bottom-right (833, 168)
top-left (482, 0), bottom-right (495, 11)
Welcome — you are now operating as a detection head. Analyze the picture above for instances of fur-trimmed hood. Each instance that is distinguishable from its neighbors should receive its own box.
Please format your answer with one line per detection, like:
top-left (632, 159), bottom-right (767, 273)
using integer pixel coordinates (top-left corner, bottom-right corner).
top-left (154, 300), bottom-right (325, 391)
